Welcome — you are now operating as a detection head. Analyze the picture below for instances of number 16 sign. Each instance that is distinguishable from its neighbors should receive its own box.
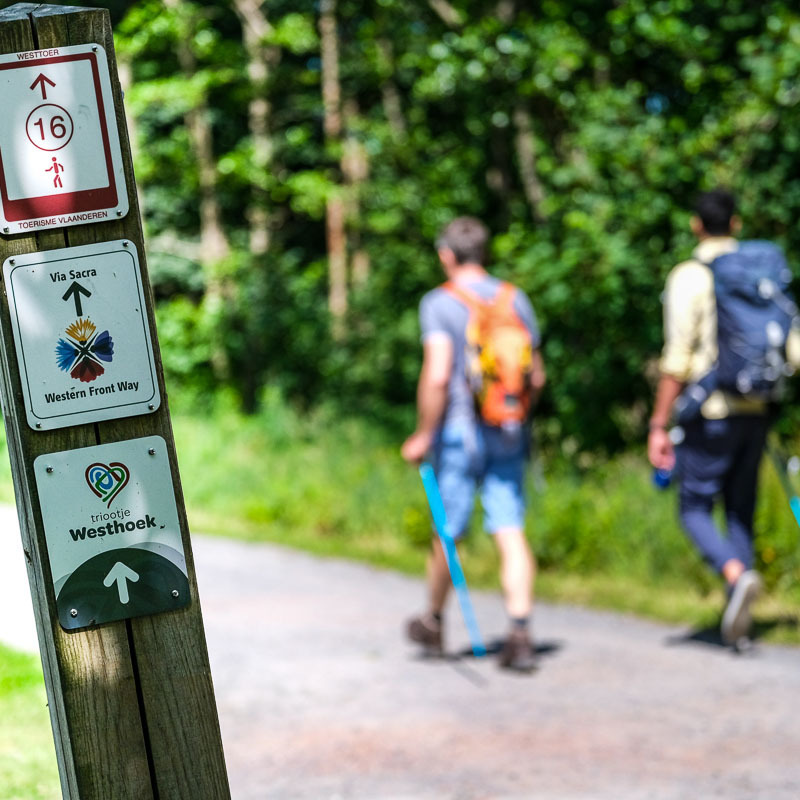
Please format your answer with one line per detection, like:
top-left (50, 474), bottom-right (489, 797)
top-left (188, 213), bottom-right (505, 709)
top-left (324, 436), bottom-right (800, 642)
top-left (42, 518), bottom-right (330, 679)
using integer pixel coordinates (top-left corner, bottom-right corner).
top-left (0, 44), bottom-right (128, 235)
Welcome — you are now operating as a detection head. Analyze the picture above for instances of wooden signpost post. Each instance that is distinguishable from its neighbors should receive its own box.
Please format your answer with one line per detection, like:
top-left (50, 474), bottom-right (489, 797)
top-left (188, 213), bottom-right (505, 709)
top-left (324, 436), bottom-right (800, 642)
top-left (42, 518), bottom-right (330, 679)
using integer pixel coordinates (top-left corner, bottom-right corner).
top-left (0, 4), bottom-right (230, 798)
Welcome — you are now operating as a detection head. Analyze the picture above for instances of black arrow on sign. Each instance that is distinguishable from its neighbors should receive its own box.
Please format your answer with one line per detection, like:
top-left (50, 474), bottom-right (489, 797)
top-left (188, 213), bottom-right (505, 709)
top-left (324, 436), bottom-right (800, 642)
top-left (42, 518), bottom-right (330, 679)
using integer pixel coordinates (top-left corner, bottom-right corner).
top-left (62, 282), bottom-right (92, 317)
top-left (29, 73), bottom-right (57, 100)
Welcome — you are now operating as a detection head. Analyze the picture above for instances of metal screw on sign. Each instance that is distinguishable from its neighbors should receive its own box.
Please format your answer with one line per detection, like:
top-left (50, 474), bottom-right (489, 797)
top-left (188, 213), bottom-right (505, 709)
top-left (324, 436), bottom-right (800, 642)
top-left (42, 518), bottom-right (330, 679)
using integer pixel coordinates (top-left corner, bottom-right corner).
top-left (148, 404), bottom-right (155, 410)
top-left (116, 210), bottom-right (123, 217)
top-left (172, 590), bottom-right (180, 598)
top-left (2, 228), bottom-right (8, 234)
top-left (46, 466), bottom-right (53, 474)
top-left (148, 448), bottom-right (156, 455)
top-left (35, 423), bottom-right (42, 429)
top-left (122, 240), bottom-right (129, 247)
top-left (9, 259), bottom-right (14, 265)
top-left (70, 609), bottom-right (78, 618)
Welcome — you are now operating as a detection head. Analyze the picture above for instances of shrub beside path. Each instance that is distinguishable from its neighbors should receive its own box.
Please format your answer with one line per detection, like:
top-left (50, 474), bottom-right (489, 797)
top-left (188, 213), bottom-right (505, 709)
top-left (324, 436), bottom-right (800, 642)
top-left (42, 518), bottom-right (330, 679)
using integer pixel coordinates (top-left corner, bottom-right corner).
top-left (2, 504), bottom-right (800, 798)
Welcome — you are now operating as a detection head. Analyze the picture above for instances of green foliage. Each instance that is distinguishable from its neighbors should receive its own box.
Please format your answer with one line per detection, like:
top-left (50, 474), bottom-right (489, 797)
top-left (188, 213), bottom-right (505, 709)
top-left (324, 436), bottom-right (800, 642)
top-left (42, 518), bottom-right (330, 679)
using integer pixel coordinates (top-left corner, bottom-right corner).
top-left (755, 454), bottom-right (800, 593)
top-left (531, 458), bottom-right (687, 577)
top-left (110, 0), bottom-right (800, 451)
top-left (268, 13), bottom-right (319, 54)
top-left (172, 389), bottom-right (429, 569)
top-left (0, 424), bottom-right (14, 505)
top-left (154, 296), bottom-right (217, 401)
top-left (0, 644), bottom-right (59, 800)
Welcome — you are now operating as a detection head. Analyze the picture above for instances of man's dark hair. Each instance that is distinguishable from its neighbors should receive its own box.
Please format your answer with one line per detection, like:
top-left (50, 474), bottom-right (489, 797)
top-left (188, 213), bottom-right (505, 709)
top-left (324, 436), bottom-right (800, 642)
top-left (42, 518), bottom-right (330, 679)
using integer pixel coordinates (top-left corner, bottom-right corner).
top-left (695, 189), bottom-right (736, 236)
top-left (436, 217), bottom-right (489, 265)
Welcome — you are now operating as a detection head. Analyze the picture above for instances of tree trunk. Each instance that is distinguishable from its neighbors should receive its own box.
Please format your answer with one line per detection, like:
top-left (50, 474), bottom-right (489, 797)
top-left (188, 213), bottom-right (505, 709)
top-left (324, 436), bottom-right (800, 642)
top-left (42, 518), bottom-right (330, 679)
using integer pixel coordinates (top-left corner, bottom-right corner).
top-left (377, 38), bottom-right (406, 142)
top-left (163, 0), bottom-right (230, 377)
top-left (342, 100), bottom-right (369, 286)
top-left (495, 0), bottom-right (516, 24)
top-left (230, 0), bottom-right (278, 258)
top-left (319, 0), bottom-right (348, 333)
top-left (163, 0), bottom-right (229, 266)
top-left (428, 0), bottom-right (463, 26)
top-left (513, 105), bottom-right (547, 224)
top-left (326, 195), bottom-right (348, 325)
top-left (117, 57), bottom-right (146, 218)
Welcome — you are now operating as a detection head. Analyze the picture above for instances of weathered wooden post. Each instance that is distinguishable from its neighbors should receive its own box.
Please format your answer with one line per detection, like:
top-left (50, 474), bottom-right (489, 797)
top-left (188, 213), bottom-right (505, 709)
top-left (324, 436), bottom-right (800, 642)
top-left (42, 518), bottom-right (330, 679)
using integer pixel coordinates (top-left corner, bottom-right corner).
top-left (0, 4), bottom-right (230, 798)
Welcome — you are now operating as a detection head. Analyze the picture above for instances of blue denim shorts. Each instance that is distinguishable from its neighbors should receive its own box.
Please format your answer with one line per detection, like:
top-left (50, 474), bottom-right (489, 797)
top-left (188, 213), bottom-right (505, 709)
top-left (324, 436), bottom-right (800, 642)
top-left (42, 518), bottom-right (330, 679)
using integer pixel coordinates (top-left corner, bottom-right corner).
top-left (431, 421), bottom-right (528, 539)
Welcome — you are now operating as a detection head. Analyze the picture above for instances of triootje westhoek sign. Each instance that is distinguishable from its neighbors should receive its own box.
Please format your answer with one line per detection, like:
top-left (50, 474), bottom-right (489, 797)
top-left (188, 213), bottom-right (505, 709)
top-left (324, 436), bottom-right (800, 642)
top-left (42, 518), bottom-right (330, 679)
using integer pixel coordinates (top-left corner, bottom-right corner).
top-left (34, 436), bottom-right (189, 630)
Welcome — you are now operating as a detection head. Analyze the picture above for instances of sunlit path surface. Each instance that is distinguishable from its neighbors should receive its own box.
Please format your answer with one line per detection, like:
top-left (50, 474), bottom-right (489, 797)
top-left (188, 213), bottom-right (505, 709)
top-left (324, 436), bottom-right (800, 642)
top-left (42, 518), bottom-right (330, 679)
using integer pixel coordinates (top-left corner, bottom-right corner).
top-left (195, 537), bottom-right (800, 800)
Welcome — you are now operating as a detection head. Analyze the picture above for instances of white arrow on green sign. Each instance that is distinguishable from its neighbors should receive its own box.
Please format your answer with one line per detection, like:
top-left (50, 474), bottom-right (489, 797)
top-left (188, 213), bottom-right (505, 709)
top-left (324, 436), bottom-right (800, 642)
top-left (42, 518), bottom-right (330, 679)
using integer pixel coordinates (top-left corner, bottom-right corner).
top-left (103, 562), bottom-right (140, 604)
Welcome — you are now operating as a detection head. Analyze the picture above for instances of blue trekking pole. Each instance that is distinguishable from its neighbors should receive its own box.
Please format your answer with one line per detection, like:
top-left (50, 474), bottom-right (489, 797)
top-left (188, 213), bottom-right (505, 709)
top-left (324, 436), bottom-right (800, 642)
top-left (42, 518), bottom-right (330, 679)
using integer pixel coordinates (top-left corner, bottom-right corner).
top-left (419, 462), bottom-right (486, 658)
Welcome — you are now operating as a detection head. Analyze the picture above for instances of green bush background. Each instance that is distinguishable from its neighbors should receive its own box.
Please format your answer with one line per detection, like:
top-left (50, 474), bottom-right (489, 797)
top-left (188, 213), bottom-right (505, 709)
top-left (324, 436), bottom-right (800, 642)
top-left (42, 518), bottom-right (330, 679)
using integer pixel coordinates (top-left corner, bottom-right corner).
top-left (41, 0), bottom-right (800, 453)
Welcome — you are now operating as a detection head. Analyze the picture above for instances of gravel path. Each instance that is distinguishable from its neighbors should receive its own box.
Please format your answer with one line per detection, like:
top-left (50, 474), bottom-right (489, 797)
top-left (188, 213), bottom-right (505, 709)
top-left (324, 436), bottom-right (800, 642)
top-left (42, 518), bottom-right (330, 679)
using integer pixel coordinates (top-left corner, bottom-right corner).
top-left (3, 504), bottom-right (800, 798)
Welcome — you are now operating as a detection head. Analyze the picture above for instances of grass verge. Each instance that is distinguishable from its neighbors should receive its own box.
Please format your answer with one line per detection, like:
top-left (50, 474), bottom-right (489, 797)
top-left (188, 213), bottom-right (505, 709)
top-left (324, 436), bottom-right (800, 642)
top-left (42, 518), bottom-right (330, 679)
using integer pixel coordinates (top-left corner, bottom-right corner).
top-left (0, 644), bottom-right (59, 800)
top-left (167, 396), bottom-right (800, 645)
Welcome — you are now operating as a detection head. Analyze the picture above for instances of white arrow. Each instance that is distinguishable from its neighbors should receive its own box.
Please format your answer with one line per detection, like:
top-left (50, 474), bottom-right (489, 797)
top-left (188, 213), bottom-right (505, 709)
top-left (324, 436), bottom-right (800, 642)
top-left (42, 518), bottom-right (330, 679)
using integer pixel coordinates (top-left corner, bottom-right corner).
top-left (103, 562), bottom-right (140, 604)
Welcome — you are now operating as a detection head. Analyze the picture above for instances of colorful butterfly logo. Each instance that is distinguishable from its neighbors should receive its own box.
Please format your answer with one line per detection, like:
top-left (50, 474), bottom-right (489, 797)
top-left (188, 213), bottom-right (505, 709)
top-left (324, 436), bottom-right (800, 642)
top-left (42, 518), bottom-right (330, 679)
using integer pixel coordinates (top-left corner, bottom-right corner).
top-left (55, 318), bottom-right (114, 383)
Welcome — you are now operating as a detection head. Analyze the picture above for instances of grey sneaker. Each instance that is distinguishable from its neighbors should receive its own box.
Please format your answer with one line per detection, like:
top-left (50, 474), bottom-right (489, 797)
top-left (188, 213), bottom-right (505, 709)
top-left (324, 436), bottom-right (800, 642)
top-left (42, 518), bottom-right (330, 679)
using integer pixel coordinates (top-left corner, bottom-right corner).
top-left (498, 628), bottom-right (537, 673)
top-left (721, 570), bottom-right (762, 646)
top-left (406, 613), bottom-right (443, 655)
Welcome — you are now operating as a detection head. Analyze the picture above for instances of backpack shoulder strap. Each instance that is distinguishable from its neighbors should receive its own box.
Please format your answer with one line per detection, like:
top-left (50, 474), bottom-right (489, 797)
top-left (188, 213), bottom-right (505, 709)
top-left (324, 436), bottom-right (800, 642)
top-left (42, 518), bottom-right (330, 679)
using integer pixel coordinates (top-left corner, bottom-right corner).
top-left (493, 281), bottom-right (517, 313)
top-left (441, 281), bottom-right (484, 311)
top-left (442, 280), bottom-right (518, 309)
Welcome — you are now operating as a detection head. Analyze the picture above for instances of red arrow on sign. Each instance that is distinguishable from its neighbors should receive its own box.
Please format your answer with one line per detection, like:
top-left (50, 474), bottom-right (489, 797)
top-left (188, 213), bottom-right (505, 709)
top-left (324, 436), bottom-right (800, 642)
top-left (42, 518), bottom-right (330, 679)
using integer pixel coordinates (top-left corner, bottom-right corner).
top-left (29, 73), bottom-right (56, 99)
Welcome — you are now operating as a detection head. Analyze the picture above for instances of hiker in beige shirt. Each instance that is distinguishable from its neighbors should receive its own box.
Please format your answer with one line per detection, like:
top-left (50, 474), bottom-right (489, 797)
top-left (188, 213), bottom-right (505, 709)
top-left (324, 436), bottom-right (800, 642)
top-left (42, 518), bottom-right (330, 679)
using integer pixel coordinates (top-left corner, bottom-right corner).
top-left (649, 189), bottom-right (800, 647)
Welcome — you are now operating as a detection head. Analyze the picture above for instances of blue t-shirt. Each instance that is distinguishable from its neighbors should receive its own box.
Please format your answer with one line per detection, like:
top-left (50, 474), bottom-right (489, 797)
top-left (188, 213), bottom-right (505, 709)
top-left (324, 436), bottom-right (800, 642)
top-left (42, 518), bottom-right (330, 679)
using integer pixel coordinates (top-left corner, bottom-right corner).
top-left (419, 276), bottom-right (541, 427)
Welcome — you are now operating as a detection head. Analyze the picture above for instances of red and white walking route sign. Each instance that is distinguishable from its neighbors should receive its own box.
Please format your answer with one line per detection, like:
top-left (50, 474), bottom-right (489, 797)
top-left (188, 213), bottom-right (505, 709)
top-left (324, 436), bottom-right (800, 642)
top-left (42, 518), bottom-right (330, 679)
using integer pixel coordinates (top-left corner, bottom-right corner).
top-left (0, 44), bottom-right (128, 234)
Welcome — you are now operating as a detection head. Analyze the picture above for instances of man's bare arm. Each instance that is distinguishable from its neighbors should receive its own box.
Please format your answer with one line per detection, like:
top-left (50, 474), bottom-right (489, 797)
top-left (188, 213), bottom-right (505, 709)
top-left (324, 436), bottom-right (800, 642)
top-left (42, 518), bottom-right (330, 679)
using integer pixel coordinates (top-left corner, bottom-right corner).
top-left (530, 349), bottom-right (546, 407)
top-left (401, 334), bottom-right (453, 463)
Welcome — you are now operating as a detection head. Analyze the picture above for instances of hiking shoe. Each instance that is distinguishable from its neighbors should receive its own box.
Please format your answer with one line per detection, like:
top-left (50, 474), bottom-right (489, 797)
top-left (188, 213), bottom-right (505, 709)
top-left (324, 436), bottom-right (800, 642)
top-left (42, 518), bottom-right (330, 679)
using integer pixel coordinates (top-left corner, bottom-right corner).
top-left (498, 628), bottom-right (537, 673)
top-left (406, 613), bottom-right (443, 655)
top-left (721, 570), bottom-right (762, 646)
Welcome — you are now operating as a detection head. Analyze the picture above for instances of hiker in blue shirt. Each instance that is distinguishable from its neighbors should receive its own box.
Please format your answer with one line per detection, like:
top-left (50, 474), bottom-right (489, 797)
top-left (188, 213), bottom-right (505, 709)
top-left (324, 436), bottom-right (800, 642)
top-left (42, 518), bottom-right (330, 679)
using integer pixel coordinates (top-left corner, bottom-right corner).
top-left (649, 189), bottom-right (800, 646)
top-left (401, 217), bottom-right (546, 671)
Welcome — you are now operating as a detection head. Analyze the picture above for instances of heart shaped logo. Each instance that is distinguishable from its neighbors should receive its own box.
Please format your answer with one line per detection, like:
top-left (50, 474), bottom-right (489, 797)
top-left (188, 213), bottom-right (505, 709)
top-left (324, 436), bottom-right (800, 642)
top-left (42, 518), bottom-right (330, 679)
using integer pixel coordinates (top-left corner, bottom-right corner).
top-left (85, 462), bottom-right (130, 507)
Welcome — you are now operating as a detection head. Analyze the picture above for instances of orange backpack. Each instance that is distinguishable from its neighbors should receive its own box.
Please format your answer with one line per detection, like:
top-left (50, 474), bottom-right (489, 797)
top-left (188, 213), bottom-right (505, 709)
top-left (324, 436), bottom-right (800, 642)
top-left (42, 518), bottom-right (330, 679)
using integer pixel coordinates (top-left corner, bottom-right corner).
top-left (443, 281), bottom-right (534, 426)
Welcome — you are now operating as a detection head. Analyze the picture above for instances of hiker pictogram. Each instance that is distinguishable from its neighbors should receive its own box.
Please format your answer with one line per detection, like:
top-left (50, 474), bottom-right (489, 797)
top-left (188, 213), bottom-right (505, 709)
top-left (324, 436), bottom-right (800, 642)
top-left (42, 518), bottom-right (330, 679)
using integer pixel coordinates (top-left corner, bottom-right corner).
top-left (46, 156), bottom-right (65, 188)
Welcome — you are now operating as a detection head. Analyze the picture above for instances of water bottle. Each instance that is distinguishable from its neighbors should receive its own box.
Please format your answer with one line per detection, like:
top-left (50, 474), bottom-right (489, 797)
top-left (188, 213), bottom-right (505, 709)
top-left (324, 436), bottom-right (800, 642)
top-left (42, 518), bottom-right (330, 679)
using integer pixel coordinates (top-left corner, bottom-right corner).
top-left (652, 467), bottom-right (673, 490)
